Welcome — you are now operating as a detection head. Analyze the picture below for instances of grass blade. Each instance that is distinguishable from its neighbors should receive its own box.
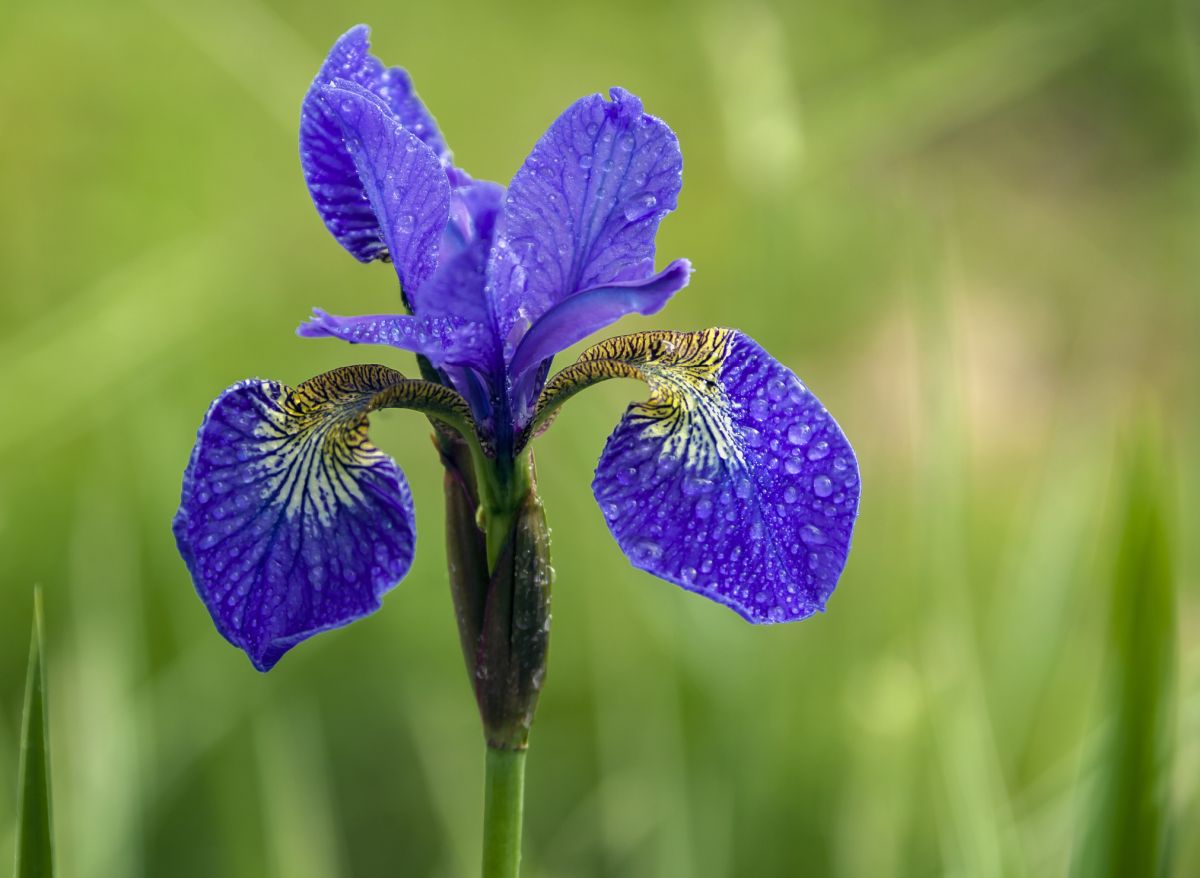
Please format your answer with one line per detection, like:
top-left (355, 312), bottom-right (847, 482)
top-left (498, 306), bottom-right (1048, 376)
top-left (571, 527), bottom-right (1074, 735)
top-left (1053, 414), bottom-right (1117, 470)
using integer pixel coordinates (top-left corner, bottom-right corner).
top-left (14, 587), bottom-right (54, 878)
top-left (1073, 430), bottom-right (1176, 877)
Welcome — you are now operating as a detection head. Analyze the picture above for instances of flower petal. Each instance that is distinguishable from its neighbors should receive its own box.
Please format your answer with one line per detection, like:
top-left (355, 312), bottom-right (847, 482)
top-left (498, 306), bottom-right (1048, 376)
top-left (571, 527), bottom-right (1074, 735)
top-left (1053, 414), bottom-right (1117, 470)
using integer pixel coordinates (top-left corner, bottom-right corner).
top-left (297, 308), bottom-right (494, 371)
top-left (173, 366), bottom-right (426, 671)
top-left (508, 258), bottom-right (691, 380)
top-left (299, 26), bottom-right (449, 264)
top-left (493, 88), bottom-right (684, 341)
top-left (418, 180), bottom-right (506, 328)
top-left (306, 79), bottom-right (450, 296)
top-left (537, 330), bottom-right (859, 622)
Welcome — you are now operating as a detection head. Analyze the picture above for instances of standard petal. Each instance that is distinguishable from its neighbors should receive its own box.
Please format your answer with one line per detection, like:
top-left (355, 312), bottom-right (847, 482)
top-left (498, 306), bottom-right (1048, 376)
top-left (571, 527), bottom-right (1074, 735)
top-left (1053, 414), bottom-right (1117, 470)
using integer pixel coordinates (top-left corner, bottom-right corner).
top-left (494, 87), bottom-right (684, 340)
top-left (173, 367), bottom-right (419, 671)
top-left (307, 80), bottom-right (450, 296)
top-left (419, 180), bottom-right (506, 327)
top-left (299, 27), bottom-right (453, 264)
top-left (442, 179), bottom-right (505, 265)
top-left (537, 330), bottom-right (859, 622)
top-left (507, 258), bottom-right (691, 380)
top-left (297, 308), bottom-right (494, 371)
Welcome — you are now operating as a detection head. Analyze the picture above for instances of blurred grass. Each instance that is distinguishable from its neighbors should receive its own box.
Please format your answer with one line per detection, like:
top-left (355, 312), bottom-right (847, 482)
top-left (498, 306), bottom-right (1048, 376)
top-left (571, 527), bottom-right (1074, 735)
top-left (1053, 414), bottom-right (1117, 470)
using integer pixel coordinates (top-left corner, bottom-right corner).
top-left (1, 0), bottom-right (1197, 875)
top-left (1073, 427), bottom-right (1176, 878)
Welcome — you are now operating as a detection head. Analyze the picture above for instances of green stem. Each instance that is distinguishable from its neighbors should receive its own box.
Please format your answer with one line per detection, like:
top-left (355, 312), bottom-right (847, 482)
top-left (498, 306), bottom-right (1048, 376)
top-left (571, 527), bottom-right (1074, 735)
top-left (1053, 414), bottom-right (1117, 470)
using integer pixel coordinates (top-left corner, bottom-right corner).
top-left (478, 449), bottom-right (533, 570)
top-left (481, 746), bottom-right (527, 878)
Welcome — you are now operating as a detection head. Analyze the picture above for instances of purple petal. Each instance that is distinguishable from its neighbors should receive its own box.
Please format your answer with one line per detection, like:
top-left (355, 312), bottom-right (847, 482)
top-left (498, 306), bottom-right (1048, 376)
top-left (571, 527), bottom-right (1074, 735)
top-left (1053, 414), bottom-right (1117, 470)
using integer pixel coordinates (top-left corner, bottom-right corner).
top-left (173, 369), bottom-right (419, 671)
top-left (418, 180), bottom-right (506, 328)
top-left (304, 80), bottom-right (449, 297)
top-left (299, 26), bottom-right (451, 265)
top-left (588, 330), bottom-right (859, 622)
top-left (314, 80), bottom-right (451, 295)
top-left (442, 179), bottom-right (505, 264)
top-left (297, 308), bottom-right (493, 371)
top-left (311, 25), bottom-right (449, 158)
top-left (508, 258), bottom-right (691, 380)
top-left (494, 87), bottom-right (684, 340)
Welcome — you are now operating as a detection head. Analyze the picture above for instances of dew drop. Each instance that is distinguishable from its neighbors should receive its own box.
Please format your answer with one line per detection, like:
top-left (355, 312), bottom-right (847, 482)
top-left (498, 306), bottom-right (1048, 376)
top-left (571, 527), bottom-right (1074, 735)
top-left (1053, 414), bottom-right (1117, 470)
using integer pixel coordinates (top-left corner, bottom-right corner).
top-left (813, 475), bottom-right (833, 498)
top-left (396, 214), bottom-right (415, 234)
top-left (800, 524), bottom-right (827, 546)
top-left (578, 154), bottom-right (593, 169)
top-left (785, 456), bottom-right (804, 475)
top-left (807, 440), bottom-right (830, 461)
top-left (784, 486), bottom-right (799, 504)
top-left (787, 422), bottom-right (812, 446)
top-left (632, 539), bottom-right (662, 562)
top-left (695, 497), bottom-right (713, 519)
top-left (622, 193), bottom-right (657, 221)
top-left (749, 398), bottom-right (769, 421)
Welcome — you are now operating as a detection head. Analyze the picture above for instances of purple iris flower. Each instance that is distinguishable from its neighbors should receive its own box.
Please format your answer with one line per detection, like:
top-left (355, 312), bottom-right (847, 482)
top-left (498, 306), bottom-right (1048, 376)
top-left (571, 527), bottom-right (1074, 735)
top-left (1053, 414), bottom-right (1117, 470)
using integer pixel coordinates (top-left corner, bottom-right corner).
top-left (173, 25), bottom-right (860, 674)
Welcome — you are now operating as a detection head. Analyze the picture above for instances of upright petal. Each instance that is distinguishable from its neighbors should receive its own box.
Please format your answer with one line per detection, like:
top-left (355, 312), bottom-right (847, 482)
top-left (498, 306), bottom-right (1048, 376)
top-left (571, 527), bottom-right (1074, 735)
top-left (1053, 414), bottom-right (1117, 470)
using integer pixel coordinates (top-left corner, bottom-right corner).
top-left (314, 81), bottom-right (451, 296)
top-left (300, 26), bottom-right (450, 264)
top-left (493, 88), bottom-right (684, 340)
top-left (419, 180), bottom-right (506, 327)
top-left (535, 330), bottom-right (860, 622)
top-left (174, 365), bottom-right (480, 670)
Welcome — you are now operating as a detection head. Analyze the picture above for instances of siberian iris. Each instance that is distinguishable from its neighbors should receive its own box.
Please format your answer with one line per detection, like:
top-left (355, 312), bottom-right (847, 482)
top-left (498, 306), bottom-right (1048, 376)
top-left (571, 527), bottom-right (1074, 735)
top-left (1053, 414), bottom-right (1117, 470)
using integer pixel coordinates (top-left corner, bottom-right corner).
top-left (173, 25), bottom-right (859, 681)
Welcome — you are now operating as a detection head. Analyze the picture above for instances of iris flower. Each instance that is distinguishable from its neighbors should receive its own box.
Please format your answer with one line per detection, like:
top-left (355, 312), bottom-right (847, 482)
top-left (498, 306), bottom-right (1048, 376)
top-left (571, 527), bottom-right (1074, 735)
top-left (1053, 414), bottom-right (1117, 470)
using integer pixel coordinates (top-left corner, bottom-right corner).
top-left (173, 25), bottom-right (858, 738)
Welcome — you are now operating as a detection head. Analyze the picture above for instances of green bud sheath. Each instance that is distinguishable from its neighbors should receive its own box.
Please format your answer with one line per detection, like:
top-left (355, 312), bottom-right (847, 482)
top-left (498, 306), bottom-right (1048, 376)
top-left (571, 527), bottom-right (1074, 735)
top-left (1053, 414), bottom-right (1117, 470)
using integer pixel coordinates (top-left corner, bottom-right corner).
top-left (439, 432), bottom-right (552, 749)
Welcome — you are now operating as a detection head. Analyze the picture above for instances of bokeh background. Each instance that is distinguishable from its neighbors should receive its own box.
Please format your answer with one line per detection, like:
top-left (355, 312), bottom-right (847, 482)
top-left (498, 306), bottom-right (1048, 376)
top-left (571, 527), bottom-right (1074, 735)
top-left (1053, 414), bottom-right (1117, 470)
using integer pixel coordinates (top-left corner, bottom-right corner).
top-left (1, 0), bottom-right (1197, 875)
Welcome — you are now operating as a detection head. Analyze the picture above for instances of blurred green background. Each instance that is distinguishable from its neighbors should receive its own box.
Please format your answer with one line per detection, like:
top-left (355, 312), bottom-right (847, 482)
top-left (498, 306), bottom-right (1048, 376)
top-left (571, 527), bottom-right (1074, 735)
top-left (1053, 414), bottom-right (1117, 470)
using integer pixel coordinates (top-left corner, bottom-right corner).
top-left (1, 0), bottom-right (1197, 874)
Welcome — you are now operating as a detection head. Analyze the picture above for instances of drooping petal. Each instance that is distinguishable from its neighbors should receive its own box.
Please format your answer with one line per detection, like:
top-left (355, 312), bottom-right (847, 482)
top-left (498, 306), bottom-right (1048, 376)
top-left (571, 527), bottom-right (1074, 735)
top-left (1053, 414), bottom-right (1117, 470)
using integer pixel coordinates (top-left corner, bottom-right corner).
top-left (307, 80), bottom-right (450, 296)
top-left (492, 88), bottom-right (684, 341)
top-left (298, 308), bottom-right (493, 371)
top-left (174, 365), bottom-right (481, 671)
top-left (534, 330), bottom-right (859, 622)
top-left (508, 258), bottom-right (691, 380)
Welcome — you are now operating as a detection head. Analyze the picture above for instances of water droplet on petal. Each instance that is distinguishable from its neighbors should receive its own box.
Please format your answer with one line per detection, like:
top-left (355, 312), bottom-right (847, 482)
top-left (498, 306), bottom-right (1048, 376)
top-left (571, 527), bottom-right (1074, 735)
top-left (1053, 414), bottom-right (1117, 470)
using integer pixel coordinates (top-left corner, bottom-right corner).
top-left (807, 440), bottom-right (830, 461)
top-left (632, 539), bottom-right (662, 563)
top-left (813, 475), bottom-right (833, 497)
top-left (800, 524), bottom-right (827, 546)
top-left (787, 423), bottom-right (812, 446)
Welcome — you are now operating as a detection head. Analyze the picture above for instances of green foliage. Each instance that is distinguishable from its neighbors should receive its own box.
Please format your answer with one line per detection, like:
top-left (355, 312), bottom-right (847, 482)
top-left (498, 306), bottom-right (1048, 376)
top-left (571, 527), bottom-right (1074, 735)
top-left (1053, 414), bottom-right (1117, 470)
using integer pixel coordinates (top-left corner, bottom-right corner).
top-left (1073, 430), bottom-right (1177, 877)
top-left (14, 589), bottom-right (53, 878)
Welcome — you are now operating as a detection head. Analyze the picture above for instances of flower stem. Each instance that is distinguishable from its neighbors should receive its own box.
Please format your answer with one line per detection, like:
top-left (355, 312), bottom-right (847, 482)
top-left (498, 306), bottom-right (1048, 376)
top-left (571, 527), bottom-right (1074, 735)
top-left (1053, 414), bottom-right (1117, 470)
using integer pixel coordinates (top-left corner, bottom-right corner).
top-left (481, 746), bottom-right (527, 878)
